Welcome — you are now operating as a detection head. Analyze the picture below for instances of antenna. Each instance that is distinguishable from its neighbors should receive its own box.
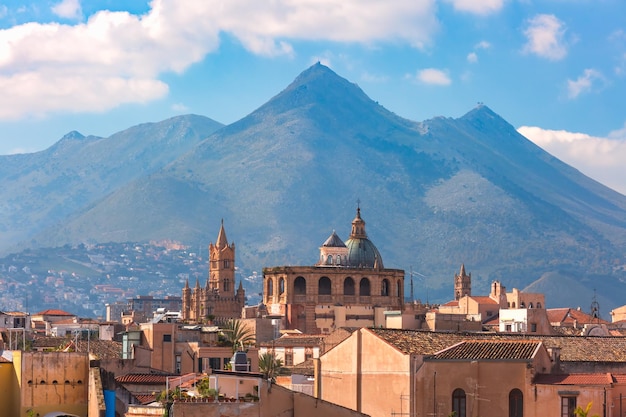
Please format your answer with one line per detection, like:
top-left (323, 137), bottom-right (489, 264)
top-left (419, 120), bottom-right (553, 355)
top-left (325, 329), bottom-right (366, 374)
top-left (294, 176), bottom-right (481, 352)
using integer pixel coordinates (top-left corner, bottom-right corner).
top-left (410, 266), bottom-right (414, 303)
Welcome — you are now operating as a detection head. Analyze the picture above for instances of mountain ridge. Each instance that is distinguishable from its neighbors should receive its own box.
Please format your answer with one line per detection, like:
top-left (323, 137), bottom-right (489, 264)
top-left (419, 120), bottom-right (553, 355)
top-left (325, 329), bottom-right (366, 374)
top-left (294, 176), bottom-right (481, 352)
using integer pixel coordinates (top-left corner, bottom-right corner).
top-left (3, 64), bottom-right (626, 310)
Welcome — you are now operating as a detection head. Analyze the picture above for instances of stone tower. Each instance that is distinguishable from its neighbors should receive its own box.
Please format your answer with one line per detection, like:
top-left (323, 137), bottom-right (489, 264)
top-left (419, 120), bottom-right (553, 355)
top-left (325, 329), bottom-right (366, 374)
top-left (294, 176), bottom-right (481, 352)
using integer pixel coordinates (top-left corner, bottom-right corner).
top-left (209, 219), bottom-right (236, 296)
top-left (182, 220), bottom-right (245, 324)
top-left (454, 264), bottom-right (471, 300)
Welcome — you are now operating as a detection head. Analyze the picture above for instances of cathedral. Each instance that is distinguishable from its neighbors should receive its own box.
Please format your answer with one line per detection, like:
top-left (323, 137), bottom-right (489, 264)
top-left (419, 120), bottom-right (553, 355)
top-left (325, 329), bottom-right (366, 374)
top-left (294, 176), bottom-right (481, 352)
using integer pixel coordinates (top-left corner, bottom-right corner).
top-left (182, 220), bottom-right (245, 324)
top-left (262, 207), bottom-right (405, 334)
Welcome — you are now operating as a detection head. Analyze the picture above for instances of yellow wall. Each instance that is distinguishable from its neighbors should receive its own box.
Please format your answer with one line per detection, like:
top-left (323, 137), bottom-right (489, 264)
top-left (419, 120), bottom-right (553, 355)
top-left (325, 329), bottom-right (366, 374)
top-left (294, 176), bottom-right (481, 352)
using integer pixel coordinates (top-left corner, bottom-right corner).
top-left (0, 360), bottom-right (19, 417)
top-left (18, 351), bottom-right (89, 417)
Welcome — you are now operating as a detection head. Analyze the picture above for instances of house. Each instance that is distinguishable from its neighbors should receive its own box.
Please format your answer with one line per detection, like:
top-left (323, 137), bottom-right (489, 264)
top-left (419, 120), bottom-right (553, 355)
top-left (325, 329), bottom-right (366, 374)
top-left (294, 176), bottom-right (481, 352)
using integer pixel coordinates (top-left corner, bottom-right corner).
top-left (317, 328), bottom-right (626, 417)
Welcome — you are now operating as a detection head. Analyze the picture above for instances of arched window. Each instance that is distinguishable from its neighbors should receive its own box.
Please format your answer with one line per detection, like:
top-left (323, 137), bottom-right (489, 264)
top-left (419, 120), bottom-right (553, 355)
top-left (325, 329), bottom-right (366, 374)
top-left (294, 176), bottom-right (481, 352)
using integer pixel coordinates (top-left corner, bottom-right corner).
top-left (529, 302), bottom-right (534, 309)
top-left (326, 255), bottom-right (333, 265)
top-left (452, 389), bottom-right (466, 417)
top-left (319, 277), bottom-right (332, 295)
top-left (267, 278), bottom-right (273, 302)
top-left (537, 302), bottom-right (542, 309)
top-left (359, 278), bottom-right (371, 296)
top-left (509, 389), bottom-right (523, 417)
top-left (381, 279), bottom-right (390, 296)
top-left (344, 277), bottom-right (355, 295)
top-left (279, 277), bottom-right (285, 295)
top-left (294, 276), bottom-right (306, 295)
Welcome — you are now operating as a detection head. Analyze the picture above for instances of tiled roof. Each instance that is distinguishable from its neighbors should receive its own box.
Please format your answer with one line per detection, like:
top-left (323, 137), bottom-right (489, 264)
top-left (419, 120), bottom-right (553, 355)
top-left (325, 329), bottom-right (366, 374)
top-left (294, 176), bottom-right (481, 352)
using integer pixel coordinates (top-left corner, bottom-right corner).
top-left (441, 301), bottom-right (459, 307)
top-left (534, 373), bottom-right (614, 385)
top-left (547, 308), bottom-right (609, 325)
top-left (134, 394), bottom-right (158, 404)
top-left (33, 309), bottom-right (75, 316)
top-left (429, 340), bottom-right (540, 361)
top-left (31, 337), bottom-right (122, 359)
top-left (368, 328), bottom-right (626, 362)
top-left (470, 296), bottom-right (498, 305)
top-left (116, 373), bottom-right (170, 384)
top-left (260, 335), bottom-right (325, 348)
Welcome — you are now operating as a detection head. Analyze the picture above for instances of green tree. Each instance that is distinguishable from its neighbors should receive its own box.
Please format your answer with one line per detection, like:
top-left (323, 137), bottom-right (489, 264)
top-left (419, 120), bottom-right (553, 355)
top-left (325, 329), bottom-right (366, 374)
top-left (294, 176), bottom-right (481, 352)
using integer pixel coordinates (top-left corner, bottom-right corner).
top-left (258, 352), bottom-right (284, 382)
top-left (195, 377), bottom-right (219, 398)
top-left (221, 319), bottom-right (256, 351)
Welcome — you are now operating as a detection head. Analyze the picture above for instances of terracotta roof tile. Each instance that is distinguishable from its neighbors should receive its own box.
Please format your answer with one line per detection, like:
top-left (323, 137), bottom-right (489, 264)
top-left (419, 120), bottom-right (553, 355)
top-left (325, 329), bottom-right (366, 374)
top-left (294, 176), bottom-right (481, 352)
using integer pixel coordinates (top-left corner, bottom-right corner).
top-left (534, 373), bottom-right (614, 385)
top-left (33, 309), bottom-right (75, 316)
top-left (134, 394), bottom-right (158, 404)
top-left (547, 308), bottom-right (609, 325)
top-left (260, 335), bottom-right (325, 348)
top-left (430, 340), bottom-right (541, 360)
top-left (116, 373), bottom-right (170, 384)
top-left (368, 328), bottom-right (626, 362)
top-left (470, 296), bottom-right (498, 305)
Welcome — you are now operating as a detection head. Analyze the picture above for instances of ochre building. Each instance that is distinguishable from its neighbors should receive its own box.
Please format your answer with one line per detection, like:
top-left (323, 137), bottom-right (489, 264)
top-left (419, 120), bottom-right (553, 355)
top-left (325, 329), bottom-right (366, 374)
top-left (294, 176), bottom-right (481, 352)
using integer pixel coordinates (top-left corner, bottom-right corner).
top-left (262, 207), bottom-right (404, 334)
top-left (182, 220), bottom-right (245, 324)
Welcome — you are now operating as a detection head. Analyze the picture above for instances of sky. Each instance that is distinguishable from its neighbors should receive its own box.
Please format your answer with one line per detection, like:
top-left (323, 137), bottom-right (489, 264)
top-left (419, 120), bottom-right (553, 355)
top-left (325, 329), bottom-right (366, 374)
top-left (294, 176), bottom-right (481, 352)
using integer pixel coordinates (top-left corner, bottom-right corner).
top-left (1, 0), bottom-right (625, 195)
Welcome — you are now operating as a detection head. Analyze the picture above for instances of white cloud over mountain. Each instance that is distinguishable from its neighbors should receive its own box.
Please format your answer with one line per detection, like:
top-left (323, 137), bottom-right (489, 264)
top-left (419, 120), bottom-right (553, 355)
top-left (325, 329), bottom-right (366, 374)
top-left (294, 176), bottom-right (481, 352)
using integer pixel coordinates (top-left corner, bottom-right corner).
top-left (518, 126), bottom-right (626, 195)
top-left (522, 14), bottom-right (568, 61)
top-left (0, 0), bottom-right (438, 120)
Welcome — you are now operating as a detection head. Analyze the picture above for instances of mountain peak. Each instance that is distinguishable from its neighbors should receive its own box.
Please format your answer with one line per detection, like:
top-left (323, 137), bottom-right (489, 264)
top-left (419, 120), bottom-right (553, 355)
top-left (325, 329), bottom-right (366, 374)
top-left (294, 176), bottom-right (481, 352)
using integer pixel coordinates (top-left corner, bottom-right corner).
top-left (60, 130), bottom-right (86, 141)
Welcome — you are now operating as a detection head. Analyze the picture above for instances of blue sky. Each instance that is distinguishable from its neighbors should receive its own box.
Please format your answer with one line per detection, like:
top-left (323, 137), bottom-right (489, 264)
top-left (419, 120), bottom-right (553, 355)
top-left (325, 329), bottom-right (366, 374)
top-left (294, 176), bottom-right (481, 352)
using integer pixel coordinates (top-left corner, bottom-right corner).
top-left (1, 0), bottom-right (625, 194)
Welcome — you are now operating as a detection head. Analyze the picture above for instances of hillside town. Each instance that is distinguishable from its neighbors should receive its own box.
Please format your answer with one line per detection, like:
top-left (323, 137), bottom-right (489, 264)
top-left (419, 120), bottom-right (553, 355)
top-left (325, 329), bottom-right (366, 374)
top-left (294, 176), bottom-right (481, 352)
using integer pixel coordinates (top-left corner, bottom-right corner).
top-left (2, 209), bottom-right (626, 417)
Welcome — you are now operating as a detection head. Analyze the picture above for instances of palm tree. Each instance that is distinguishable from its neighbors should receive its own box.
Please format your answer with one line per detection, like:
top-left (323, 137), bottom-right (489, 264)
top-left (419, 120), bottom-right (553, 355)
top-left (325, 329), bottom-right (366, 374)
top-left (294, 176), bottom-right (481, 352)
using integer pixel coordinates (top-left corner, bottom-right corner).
top-left (258, 352), bottom-right (283, 382)
top-left (221, 319), bottom-right (256, 351)
top-left (574, 402), bottom-right (600, 417)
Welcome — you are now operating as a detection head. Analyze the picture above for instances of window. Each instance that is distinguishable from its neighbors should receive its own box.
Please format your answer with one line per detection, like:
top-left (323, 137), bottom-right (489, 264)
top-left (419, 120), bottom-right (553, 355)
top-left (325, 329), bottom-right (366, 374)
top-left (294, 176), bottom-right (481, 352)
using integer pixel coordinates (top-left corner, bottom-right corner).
top-left (163, 334), bottom-right (172, 342)
top-left (561, 396), bottom-right (576, 417)
top-left (452, 389), bottom-right (466, 417)
top-left (381, 279), bottom-right (389, 296)
top-left (359, 278), bottom-right (371, 296)
top-left (294, 276), bottom-right (307, 295)
top-left (224, 259), bottom-right (230, 268)
top-left (175, 355), bottom-right (181, 374)
top-left (506, 324), bottom-right (512, 332)
top-left (209, 357), bottom-right (221, 370)
top-left (285, 352), bottom-right (293, 366)
top-left (224, 279), bottom-right (230, 292)
top-left (509, 389), bottom-right (523, 417)
top-left (326, 255), bottom-right (333, 265)
top-left (319, 277), bottom-right (332, 295)
top-left (530, 323), bottom-right (537, 333)
top-left (267, 278), bottom-right (274, 300)
top-left (279, 278), bottom-right (285, 295)
top-left (344, 277), bottom-right (355, 295)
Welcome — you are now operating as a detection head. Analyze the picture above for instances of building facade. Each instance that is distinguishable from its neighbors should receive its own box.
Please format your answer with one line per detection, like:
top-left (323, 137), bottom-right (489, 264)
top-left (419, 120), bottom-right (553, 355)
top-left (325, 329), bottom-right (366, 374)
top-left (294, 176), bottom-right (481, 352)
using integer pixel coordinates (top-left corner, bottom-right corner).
top-left (182, 221), bottom-right (245, 324)
top-left (262, 208), bottom-right (404, 334)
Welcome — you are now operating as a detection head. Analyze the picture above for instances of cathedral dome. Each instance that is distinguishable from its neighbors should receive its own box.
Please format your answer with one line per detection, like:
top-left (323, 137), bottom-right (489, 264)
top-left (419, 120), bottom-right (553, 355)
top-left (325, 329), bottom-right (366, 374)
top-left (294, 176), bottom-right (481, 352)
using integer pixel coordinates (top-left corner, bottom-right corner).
top-left (344, 207), bottom-right (384, 269)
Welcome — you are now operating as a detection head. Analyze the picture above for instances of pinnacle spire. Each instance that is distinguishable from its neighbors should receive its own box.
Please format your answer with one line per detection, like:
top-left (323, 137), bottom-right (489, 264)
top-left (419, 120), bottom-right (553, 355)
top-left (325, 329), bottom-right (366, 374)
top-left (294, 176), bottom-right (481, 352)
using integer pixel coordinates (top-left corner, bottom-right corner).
top-left (216, 218), bottom-right (229, 249)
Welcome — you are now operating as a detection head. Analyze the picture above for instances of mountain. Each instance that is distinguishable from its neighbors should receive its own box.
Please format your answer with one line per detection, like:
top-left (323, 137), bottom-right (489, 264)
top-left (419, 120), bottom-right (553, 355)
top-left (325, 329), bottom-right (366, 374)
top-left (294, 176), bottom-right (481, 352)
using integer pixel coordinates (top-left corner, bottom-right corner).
top-left (0, 114), bottom-right (224, 251)
top-left (7, 63), bottom-right (626, 311)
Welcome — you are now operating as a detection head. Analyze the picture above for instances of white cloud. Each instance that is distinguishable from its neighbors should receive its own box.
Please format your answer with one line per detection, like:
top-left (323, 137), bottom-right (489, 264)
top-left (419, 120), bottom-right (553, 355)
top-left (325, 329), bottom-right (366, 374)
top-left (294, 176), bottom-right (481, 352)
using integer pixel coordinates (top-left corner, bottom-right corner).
top-left (415, 68), bottom-right (451, 85)
top-left (52, 0), bottom-right (82, 20)
top-left (566, 69), bottom-right (604, 99)
top-left (0, 0), bottom-right (439, 120)
top-left (522, 14), bottom-right (567, 61)
top-left (443, 0), bottom-right (504, 15)
top-left (475, 41), bottom-right (491, 49)
top-left (518, 125), bottom-right (626, 195)
top-left (467, 52), bottom-right (478, 63)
